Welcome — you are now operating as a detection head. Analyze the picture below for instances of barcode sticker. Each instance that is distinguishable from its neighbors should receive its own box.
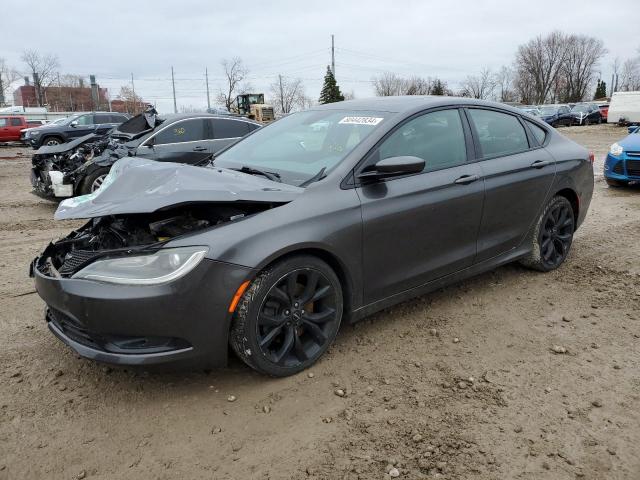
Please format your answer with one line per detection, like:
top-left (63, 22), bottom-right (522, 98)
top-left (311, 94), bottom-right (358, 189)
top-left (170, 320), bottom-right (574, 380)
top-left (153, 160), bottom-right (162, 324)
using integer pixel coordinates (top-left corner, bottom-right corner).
top-left (338, 116), bottom-right (384, 125)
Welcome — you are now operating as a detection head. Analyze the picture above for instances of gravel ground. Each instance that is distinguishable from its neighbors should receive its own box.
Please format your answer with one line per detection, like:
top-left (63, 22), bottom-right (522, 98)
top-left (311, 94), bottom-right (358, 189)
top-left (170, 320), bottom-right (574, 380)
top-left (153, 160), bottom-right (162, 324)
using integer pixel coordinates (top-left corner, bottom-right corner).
top-left (0, 124), bottom-right (639, 480)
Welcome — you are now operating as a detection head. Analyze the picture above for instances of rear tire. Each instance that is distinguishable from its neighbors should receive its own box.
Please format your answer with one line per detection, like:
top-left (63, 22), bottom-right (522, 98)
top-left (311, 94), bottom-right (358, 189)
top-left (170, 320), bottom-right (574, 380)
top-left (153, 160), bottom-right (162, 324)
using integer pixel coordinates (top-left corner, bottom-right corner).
top-left (520, 196), bottom-right (575, 272)
top-left (79, 167), bottom-right (111, 195)
top-left (230, 255), bottom-right (343, 377)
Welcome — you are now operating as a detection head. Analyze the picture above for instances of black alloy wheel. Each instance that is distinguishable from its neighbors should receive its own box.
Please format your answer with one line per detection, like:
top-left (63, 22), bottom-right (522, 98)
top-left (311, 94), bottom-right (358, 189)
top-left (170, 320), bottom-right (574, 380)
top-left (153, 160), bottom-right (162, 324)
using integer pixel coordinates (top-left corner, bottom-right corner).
top-left (230, 256), bottom-right (343, 376)
top-left (539, 200), bottom-right (574, 269)
top-left (520, 196), bottom-right (575, 272)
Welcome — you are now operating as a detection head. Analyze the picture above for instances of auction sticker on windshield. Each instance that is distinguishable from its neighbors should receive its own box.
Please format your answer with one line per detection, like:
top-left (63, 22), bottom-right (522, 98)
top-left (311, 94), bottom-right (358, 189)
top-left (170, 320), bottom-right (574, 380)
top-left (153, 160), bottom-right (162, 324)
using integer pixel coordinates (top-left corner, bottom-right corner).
top-left (338, 116), bottom-right (384, 125)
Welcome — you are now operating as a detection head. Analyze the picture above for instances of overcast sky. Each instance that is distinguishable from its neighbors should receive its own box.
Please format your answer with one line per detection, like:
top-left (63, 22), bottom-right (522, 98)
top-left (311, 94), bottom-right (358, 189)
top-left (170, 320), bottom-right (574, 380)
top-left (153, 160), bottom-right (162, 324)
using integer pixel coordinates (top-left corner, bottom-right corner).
top-left (3, 0), bottom-right (639, 113)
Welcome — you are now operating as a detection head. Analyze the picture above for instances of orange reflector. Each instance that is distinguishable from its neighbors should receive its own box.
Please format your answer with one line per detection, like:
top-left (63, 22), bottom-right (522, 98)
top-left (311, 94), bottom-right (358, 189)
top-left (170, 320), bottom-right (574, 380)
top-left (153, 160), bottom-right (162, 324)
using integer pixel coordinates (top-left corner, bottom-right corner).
top-left (228, 280), bottom-right (251, 313)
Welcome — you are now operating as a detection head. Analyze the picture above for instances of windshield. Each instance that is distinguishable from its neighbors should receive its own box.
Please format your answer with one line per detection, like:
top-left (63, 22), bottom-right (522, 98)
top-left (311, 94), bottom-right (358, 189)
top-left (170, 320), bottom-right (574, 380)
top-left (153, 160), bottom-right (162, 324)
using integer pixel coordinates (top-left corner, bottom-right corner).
top-left (539, 106), bottom-right (558, 115)
top-left (213, 109), bottom-right (388, 186)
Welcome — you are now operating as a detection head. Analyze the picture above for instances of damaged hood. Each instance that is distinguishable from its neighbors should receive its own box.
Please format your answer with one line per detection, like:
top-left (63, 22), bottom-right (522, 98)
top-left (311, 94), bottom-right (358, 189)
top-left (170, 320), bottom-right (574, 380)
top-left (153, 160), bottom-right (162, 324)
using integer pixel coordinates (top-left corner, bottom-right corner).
top-left (54, 157), bottom-right (303, 220)
top-left (35, 133), bottom-right (100, 155)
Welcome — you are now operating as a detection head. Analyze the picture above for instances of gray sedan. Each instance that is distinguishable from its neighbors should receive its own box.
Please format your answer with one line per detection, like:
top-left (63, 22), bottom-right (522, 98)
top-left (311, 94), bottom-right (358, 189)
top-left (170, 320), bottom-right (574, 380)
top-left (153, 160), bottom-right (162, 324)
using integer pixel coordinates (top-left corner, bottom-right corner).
top-left (32, 96), bottom-right (594, 376)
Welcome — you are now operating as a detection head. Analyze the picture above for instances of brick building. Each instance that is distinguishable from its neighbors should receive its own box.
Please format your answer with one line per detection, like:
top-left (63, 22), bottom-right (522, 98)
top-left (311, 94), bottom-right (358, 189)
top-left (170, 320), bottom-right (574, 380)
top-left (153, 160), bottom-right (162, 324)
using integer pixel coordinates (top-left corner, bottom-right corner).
top-left (13, 83), bottom-right (110, 112)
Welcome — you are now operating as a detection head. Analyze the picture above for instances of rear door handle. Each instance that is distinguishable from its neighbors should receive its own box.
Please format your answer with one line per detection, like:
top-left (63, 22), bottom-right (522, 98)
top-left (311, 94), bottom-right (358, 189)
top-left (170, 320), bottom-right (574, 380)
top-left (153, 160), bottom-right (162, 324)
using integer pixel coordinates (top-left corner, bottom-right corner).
top-left (454, 174), bottom-right (480, 185)
top-left (530, 160), bottom-right (550, 169)
top-left (192, 146), bottom-right (207, 152)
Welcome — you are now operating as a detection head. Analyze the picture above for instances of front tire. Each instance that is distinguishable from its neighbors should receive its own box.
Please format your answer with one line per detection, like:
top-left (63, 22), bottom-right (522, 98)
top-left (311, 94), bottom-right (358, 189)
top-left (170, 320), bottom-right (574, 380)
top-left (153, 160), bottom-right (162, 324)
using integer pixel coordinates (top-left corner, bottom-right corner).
top-left (79, 167), bottom-right (110, 195)
top-left (230, 255), bottom-right (343, 376)
top-left (520, 196), bottom-right (575, 272)
top-left (42, 136), bottom-right (63, 147)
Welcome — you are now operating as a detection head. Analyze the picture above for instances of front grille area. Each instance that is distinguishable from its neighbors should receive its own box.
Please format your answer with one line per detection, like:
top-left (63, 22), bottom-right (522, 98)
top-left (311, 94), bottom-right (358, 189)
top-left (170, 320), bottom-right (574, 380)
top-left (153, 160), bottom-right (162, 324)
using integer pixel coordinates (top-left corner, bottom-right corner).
top-left (46, 307), bottom-right (191, 354)
top-left (58, 249), bottom-right (101, 275)
top-left (627, 159), bottom-right (640, 177)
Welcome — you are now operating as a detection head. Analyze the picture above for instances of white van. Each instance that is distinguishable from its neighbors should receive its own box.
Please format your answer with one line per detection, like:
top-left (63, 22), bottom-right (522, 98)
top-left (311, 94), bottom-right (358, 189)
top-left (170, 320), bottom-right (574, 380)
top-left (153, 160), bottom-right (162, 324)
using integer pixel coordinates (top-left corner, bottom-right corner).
top-left (607, 91), bottom-right (640, 124)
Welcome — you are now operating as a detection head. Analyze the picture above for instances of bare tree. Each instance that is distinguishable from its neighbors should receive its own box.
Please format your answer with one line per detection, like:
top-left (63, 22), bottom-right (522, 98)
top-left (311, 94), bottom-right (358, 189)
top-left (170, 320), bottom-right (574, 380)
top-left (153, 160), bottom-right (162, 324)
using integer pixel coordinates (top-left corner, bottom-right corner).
top-left (116, 86), bottom-right (144, 114)
top-left (619, 58), bottom-right (640, 91)
top-left (372, 72), bottom-right (434, 96)
top-left (372, 72), bottom-right (405, 96)
top-left (556, 35), bottom-right (607, 102)
top-left (269, 75), bottom-right (305, 114)
top-left (514, 31), bottom-right (568, 104)
top-left (0, 58), bottom-right (20, 106)
top-left (494, 66), bottom-right (517, 102)
top-left (21, 49), bottom-right (60, 107)
top-left (217, 57), bottom-right (248, 112)
top-left (461, 68), bottom-right (495, 99)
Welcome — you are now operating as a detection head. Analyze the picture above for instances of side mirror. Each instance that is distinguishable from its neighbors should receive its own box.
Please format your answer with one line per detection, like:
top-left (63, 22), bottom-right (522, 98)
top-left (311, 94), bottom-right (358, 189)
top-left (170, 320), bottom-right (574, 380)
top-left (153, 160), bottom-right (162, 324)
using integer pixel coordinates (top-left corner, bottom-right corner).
top-left (69, 121), bottom-right (78, 127)
top-left (357, 156), bottom-right (425, 182)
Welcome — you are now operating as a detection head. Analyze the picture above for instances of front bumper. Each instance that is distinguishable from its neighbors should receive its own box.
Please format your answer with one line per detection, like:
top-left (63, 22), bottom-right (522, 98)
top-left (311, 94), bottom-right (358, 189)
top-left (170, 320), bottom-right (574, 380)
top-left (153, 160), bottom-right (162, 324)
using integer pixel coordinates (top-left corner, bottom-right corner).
top-left (32, 256), bottom-right (253, 367)
top-left (30, 166), bottom-right (74, 198)
top-left (604, 153), bottom-right (640, 183)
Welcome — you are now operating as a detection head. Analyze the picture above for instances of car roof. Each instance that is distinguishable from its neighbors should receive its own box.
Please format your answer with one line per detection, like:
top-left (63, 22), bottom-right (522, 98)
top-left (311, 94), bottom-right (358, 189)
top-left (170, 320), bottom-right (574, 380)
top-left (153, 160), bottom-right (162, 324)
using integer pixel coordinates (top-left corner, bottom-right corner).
top-left (158, 113), bottom-right (261, 125)
top-left (308, 95), bottom-right (533, 115)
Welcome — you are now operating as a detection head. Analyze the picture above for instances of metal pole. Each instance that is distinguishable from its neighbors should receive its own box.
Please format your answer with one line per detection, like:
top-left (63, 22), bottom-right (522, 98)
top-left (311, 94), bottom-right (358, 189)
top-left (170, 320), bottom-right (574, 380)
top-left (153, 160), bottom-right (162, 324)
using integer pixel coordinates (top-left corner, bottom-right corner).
top-left (331, 34), bottom-right (335, 76)
top-left (171, 66), bottom-right (177, 113)
top-left (131, 73), bottom-right (137, 114)
top-left (205, 68), bottom-right (211, 111)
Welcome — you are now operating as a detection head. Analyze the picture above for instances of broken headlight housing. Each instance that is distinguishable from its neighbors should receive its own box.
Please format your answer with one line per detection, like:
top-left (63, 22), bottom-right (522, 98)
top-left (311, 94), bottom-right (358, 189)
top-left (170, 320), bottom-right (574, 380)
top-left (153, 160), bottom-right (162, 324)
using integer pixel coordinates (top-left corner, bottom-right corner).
top-left (72, 246), bottom-right (208, 285)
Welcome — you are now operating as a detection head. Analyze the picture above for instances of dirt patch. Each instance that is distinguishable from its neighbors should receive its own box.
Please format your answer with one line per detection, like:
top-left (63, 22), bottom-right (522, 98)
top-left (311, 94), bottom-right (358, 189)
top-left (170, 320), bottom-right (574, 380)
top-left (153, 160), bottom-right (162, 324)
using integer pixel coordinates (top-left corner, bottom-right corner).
top-left (1, 126), bottom-right (639, 480)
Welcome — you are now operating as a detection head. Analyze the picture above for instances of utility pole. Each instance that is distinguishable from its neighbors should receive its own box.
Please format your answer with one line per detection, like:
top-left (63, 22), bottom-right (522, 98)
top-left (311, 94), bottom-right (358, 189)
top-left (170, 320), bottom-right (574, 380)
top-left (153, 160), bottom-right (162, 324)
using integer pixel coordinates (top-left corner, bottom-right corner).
top-left (205, 67), bottom-right (211, 111)
top-left (331, 34), bottom-right (335, 76)
top-left (90, 74), bottom-right (98, 111)
top-left (171, 66), bottom-right (177, 113)
top-left (131, 73), bottom-right (137, 114)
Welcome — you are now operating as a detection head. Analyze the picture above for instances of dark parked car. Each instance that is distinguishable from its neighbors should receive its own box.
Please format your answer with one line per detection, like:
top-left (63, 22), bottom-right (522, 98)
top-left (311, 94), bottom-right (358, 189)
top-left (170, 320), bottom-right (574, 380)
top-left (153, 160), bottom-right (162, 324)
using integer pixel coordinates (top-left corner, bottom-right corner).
top-left (569, 103), bottom-right (603, 125)
top-left (24, 112), bottom-right (130, 148)
top-left (30, 111), bottom-right (262, 198)
top-left (538, 105), bottom-right (574, 127)
top-left (31, 97), bottom-right (594, 376)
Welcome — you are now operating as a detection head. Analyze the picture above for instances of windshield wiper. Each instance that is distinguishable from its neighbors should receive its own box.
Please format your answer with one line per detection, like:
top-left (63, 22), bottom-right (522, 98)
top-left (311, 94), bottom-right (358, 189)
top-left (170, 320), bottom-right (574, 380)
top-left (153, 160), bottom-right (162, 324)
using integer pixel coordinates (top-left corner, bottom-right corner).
top-left (234, 166), bottom-right (281, 183)
top-left (299, 167), bottom-right (326, 188)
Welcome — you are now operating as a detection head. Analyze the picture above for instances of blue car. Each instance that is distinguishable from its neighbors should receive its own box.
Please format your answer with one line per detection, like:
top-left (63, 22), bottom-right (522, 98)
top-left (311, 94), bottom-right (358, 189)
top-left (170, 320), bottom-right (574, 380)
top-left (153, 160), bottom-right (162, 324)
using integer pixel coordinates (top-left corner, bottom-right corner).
top-left (604, 126), bottom-right (640, 187)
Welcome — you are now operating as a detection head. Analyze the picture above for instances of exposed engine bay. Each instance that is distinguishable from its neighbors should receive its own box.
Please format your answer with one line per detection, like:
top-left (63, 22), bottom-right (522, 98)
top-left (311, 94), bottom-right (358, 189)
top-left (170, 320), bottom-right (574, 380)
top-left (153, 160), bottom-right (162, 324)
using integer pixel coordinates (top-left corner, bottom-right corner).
top-left (35, 202), bottom-right (270, 278)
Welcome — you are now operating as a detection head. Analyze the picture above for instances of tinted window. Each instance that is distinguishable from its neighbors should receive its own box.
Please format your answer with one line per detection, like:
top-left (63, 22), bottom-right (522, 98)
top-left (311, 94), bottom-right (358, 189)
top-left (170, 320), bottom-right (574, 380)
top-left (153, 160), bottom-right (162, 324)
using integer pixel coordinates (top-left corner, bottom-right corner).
top-left (94, 114), bottom-right (111, 124)
top-left (153, 119), bottom-right (205, 144)
top-left (10, 118), bottom-right (22, 126)
top-left (110, 114), bottom-right (127, 123)
top-left (378, 109), bottom-right (467, 172)
top-left (211, 119), bottom-right (250, 139)
top-left (526, 121), bottom-right (547, 145)
top-left (468, 109), bottom-right (529, 158)
top-left (0, 119), bottom-right (6, 127)
top-left (74, 115), bottom-right (94, 126)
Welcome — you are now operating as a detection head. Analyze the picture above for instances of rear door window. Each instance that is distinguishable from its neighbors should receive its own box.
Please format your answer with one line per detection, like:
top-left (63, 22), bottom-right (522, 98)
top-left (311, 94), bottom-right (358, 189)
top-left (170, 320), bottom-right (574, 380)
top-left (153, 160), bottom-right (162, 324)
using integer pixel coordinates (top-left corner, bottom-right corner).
top-left (153, 119), bottom-right (205, 145)
top-left (210, 119), bottom-right (251, 139)
top-left (10, 118), bottom-right (22, 126)
top-left (468, 109), bottom-right (530, 158)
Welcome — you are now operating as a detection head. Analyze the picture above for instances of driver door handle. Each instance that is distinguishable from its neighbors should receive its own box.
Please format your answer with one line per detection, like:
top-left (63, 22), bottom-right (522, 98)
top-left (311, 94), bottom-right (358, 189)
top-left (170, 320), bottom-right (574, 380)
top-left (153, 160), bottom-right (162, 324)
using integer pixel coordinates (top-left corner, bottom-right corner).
top-left (192, 146), bottom-right (207, 152)
top-left (454, 174), bottom-right (480, 185)
top-left (530, 160), bottom-right (550, 169)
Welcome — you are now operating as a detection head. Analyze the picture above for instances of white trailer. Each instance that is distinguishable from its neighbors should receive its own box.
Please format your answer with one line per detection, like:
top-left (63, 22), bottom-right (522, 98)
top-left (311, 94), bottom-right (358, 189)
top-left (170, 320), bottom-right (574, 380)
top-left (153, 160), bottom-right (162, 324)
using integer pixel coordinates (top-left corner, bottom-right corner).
top-left (607, 91), bottom-right (640, 124)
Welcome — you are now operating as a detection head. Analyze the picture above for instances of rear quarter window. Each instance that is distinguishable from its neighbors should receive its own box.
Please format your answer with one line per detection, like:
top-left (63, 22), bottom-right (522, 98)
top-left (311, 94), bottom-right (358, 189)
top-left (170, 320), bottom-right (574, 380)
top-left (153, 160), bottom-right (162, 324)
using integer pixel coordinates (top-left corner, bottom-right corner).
top-left (526, 121), bottom-right (547, 145)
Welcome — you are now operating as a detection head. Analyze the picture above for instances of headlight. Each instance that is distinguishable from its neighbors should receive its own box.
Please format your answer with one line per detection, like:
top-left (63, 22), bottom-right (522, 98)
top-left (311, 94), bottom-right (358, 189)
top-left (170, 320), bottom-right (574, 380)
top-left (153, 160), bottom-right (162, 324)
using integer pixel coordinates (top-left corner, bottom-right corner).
top-left (609, 143), bottom-right (624, 156)
top-left (30, 130), bottom-right (41, 137)
top-left (72, 246), bottom-right (208, 285)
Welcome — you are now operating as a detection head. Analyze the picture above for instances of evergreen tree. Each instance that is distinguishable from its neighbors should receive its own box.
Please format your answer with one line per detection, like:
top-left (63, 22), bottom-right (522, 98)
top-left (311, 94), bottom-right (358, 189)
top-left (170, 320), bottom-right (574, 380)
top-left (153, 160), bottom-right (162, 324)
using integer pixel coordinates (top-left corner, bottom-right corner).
top-left (593, 79), bottom-right (607, 100)
top-left (319, 66), bottom-right (345, 104)
top-left (431, 78), bottom-right (446, 96)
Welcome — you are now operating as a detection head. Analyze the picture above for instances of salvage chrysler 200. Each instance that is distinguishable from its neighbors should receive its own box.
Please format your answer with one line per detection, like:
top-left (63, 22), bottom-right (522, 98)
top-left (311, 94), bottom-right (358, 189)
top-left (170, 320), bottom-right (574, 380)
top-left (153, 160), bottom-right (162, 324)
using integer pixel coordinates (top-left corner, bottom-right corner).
top-left (31, 97), bottom-right (594, 376)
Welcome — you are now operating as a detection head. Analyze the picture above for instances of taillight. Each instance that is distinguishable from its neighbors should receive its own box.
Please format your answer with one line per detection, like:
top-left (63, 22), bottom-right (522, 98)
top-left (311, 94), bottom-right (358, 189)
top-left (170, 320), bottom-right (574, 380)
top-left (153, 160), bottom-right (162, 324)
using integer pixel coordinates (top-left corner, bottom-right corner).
top-left (588, 152), bottom-right (595, 164)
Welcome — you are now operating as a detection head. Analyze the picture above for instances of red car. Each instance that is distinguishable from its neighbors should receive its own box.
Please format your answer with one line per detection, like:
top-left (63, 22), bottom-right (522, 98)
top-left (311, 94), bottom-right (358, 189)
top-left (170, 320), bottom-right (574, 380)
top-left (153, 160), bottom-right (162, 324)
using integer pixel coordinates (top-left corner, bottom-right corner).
top-left (0, 115), bottom-right (31, 143)
top-left (598, 104), bottom-right (609, 123)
